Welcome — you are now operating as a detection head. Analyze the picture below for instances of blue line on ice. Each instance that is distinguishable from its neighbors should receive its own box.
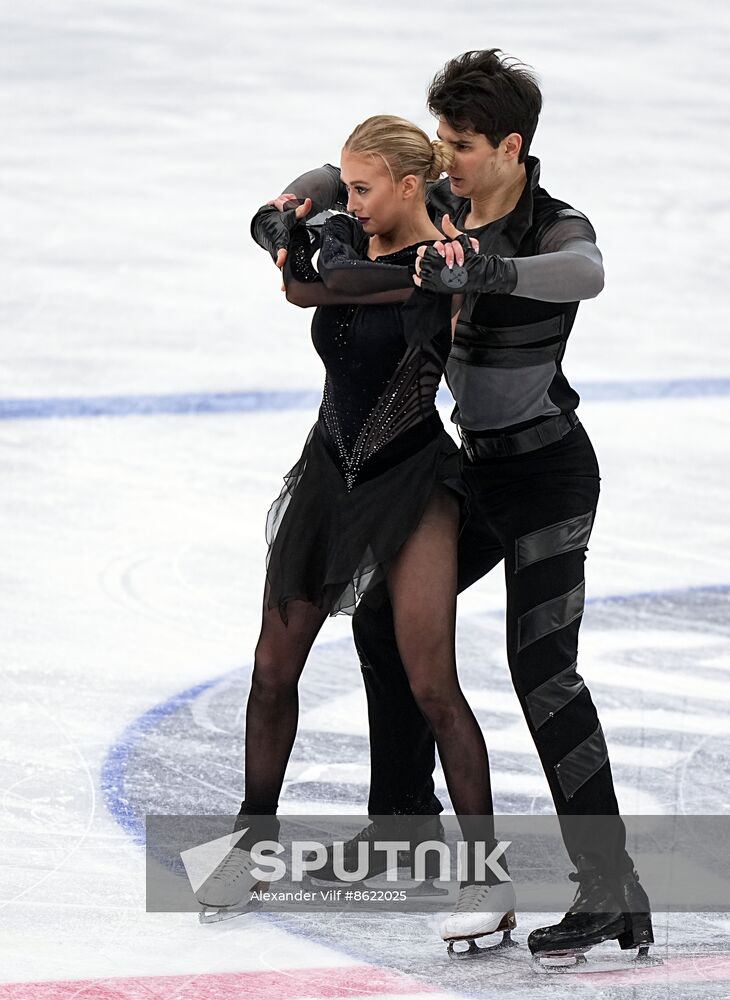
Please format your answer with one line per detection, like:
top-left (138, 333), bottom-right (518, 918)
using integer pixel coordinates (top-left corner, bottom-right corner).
top-left (100, 679), bottom-right (216, 843)
top-left (3, 377), bottom-right (730, 420)
top-left (103, 583), bottom-right (728, 968)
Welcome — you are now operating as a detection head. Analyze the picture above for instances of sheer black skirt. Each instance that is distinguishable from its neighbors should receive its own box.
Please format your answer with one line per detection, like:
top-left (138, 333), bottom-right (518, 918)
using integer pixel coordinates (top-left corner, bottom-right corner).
top-left (265, 414), bottom-right (463, 622)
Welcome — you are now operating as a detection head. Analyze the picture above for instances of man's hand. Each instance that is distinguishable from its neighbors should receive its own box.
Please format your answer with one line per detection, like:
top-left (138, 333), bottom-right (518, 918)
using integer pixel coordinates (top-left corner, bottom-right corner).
top-left (265, 194), bottom-right (312, 269)
top-left (251, 196), bottom-right (313, 273)
top-left (413, 214), bottom-right (479, 288)
top-left (268, 192), bottom-right (299, 212)
top-left (414, 213), bottom-right (517, 295)
top-left (270, 196), bottom-right (312, 270)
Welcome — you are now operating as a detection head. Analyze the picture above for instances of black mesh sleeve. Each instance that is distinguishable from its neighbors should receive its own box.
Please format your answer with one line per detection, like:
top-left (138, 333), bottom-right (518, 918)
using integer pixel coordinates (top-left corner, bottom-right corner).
top-left (284, 164), bottom-right (348, 215)
top-left (283, 218), bottom-right (415, 308)
top-left (316, 215), bottom-right (415, 295)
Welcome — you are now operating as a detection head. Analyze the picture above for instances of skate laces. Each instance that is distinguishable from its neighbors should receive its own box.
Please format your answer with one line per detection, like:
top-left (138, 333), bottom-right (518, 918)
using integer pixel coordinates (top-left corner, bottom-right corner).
top-left (344, 821), bottom-right (397, 853)
top-left (567, 866), bottom-right (605, 913)
top-left (208, 847), bottom-right (252, 885)
top-left (353, 822), bottom-right (379, 843)
top-left (454, 883), bottom-right (493, 912)
top-left (338, 822), bottom-right (379, 857)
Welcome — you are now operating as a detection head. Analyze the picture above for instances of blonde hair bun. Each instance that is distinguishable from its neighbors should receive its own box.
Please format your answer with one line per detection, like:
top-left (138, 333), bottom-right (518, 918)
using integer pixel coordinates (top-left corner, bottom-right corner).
top-left (428, 139), bottom-right (453, 182)
top-left (344, 115), bottom-right (455, 186)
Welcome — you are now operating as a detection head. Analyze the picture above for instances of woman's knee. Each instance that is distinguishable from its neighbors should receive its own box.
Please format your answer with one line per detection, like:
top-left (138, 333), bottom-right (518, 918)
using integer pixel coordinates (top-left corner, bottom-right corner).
top-left (407, 676), bottom-right (462, 730)
top-left (250, 646), bottom-right (300, 704)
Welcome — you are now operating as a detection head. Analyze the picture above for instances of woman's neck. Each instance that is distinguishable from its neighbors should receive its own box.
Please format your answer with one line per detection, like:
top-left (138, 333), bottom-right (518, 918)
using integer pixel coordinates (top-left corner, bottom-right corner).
top-left (368, 205), bottom-right (442, 257)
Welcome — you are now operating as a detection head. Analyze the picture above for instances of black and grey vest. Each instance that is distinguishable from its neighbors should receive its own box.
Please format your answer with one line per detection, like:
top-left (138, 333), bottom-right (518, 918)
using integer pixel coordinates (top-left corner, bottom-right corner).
top-left (427, 157), bottom-right (590, 433)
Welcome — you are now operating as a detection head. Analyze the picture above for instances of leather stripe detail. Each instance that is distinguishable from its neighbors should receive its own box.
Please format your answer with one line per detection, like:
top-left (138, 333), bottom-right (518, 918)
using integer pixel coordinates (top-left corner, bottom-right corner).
top-left (515, 510), bottom-right (594, 572)
top-left (525, 661), bottom-right (585, 730)
top-left (555, 723), bottom-right (609, 801)
top-left (517, 580), bottom-right (585, 652)
top-left (454, 314), bottom-right (563, 347)
top-left (449, 340), bottom-right (562, 369)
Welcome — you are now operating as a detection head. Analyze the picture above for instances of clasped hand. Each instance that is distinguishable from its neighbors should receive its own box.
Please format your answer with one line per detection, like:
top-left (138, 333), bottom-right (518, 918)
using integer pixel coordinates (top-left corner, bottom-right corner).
top-left (413, 214), bottom-right (480, 291)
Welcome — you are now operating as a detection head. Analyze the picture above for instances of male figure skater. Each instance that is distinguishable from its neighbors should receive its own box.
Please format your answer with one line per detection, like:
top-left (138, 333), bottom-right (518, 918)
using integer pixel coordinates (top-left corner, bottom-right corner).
top-left (250, 49), bottom-right (653, 966)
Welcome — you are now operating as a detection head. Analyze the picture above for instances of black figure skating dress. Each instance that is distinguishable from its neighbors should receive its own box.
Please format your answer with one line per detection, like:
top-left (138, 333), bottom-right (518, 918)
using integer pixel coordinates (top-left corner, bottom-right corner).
top-left (266, 213), bottom-right (461, 621)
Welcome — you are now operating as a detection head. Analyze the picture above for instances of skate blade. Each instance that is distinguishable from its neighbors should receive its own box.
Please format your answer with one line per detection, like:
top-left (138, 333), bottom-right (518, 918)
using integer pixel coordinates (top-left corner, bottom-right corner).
top-left (446, 913), bottom-right (518, 960)
top-left (198, 900), bottom-right (262, 924)
top-left (305, 875), bottom-right (370, 887)
top-left (532, 945), bottom-right (662, 975)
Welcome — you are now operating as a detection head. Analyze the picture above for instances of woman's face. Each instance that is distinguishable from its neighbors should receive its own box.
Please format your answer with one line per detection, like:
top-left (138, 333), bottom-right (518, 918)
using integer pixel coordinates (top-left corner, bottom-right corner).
top-left (340, 151), bottom-right (412, 236)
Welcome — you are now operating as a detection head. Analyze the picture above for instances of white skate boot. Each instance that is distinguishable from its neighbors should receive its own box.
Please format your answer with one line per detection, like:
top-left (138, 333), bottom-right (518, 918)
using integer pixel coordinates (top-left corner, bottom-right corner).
top-left (196, 813), bottom-right (279, 924)
top-left (196, 845), bottom-right (267, 923)
top-left (440, 880), bottom-right (518, 958)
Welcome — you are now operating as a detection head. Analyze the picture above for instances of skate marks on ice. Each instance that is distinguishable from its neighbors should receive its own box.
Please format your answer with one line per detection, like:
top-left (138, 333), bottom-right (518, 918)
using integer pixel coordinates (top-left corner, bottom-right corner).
top-left (1, 665), bottom-right (98, 910)
top-left (103, 584), bottom-right (730, 825)
top-left (100, 584), bottom-right (730, 995)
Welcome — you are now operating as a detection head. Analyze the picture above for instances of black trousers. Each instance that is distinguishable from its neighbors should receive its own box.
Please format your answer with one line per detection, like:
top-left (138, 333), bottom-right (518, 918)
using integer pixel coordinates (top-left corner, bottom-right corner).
top-left (352, 422), bottom-right (632, 875)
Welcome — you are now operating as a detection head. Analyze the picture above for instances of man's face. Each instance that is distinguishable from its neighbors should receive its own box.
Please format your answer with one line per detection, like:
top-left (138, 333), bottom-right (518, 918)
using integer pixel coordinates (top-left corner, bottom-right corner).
top-left (436, 117), bottom-right (507, 199)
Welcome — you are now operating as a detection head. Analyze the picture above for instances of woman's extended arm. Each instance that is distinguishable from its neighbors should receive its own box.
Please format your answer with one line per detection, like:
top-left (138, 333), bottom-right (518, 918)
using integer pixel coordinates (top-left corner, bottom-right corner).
top-left (283, 216), bottom-right (415, 308)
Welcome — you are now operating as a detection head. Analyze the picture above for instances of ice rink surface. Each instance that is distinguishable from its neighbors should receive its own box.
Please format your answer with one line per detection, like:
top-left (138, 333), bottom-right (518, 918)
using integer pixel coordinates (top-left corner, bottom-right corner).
top-left (2, 0), bottom-right (730, 997)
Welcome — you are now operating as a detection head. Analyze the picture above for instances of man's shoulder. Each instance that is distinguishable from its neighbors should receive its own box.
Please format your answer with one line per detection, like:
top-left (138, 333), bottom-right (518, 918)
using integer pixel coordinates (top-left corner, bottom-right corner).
top-left (532, 185), bottom-right (590, 226)
top-left (530, 184), bottom-right (596, 248)
top-left (426, 177), bottom-right (468, 218)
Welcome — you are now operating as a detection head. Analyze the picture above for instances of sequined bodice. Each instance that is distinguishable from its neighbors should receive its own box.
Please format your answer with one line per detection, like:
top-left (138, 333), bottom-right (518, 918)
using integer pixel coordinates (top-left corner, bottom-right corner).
top-left (311, 242), bottom-right (452, 490)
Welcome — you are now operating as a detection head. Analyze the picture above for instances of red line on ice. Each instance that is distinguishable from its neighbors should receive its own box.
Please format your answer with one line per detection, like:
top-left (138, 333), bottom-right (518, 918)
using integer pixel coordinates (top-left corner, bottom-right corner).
top-left (581, 952), bottom-right (730, 984)
top-left (0, 965), bottom-right (438, 999)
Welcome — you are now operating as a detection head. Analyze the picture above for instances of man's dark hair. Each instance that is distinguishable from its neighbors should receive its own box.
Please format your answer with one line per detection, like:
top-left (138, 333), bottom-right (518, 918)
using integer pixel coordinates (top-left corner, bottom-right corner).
top-left (427, 49), bottom-right (542, 162)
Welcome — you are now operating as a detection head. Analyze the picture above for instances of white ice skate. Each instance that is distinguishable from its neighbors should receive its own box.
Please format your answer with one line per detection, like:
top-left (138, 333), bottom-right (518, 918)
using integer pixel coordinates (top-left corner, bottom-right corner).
top-left (196, 846), bottom-right (266, 924)
top-left (440, 881), bottom-right (518, 958)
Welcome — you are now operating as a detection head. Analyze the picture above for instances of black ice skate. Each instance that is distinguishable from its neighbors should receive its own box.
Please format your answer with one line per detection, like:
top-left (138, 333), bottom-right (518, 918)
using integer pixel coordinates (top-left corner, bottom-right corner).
top-left (306, 815), bottom-right (446, 888)
top-left (528, 856), bottom-right (659, 973)
top-left (197, 813), bottom-right (280, 924)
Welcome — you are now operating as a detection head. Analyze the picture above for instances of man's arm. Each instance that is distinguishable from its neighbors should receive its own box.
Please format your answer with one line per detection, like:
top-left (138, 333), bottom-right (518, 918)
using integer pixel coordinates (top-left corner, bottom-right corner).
top-left (416, 212), bottom-right (605, 303)
top-left (250, 165), bottom-right (347, 264)
top-left (512, 214), bottom-right (604, 301)
top-left (512, 239), bottom-right (604, 301)
top-left (280, 164), bottom-right (348, 215)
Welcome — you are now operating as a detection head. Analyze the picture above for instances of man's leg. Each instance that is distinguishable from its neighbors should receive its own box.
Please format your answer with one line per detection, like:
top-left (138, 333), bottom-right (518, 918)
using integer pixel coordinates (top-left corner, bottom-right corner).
top-left (464, 425), bottom-right (653, 959)
top-left (467, 425), bottom-right (630, 873)
top-left (352, 498), bottom-right (504, 815)
top-left (466, 427), bottom-right (631, 871)
top-left (353, 592), bottom-right (441, 814)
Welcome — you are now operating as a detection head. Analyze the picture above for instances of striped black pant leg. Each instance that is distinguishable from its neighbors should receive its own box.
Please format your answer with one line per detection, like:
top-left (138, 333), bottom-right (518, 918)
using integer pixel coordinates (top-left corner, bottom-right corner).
top-left (471, 431), bottom-right (633, 874)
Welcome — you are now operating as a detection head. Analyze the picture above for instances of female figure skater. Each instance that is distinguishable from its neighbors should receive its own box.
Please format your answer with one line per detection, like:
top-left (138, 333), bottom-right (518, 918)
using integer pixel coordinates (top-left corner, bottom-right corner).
top-left (199, 118), bottom-right (510, 938)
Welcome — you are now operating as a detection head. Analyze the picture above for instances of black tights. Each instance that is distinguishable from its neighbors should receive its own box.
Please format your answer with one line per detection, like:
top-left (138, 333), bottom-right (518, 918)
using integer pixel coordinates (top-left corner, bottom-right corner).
top-left (243, 488), bottom-right (493, 841)
top-left (353, 424), bottom-right (632, 875)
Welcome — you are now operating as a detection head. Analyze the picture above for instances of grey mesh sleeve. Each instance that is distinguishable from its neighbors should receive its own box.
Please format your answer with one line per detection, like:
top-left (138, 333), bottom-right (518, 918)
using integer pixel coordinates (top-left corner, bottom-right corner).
top-left (511, 214), bottom-right (604, 302)
top-left (512, 239), bottom-right (605, 302)
top-left (284, 164), bottom-right (348, 215)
